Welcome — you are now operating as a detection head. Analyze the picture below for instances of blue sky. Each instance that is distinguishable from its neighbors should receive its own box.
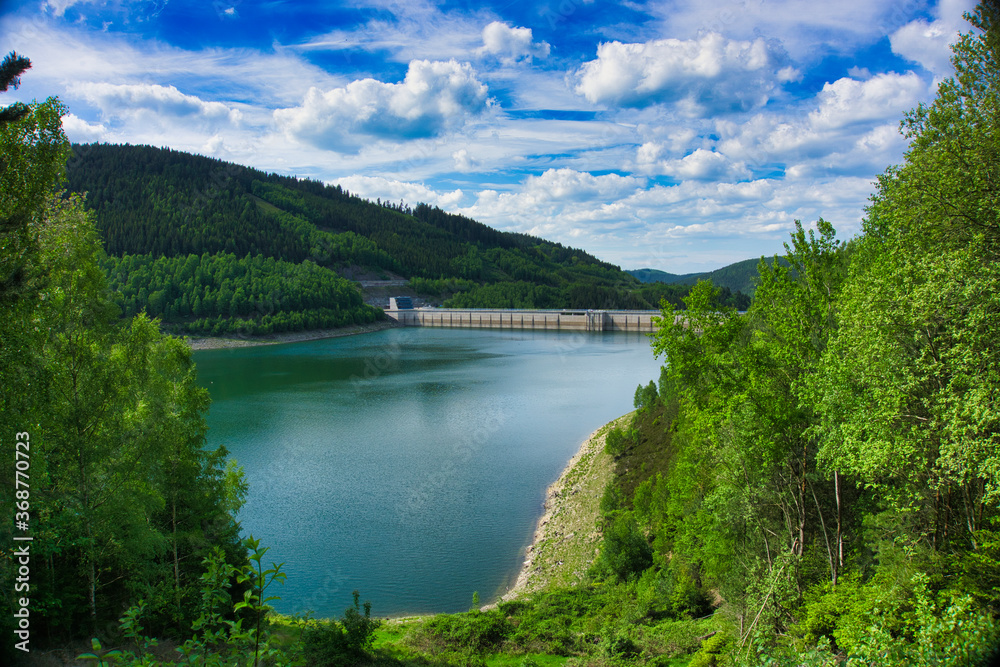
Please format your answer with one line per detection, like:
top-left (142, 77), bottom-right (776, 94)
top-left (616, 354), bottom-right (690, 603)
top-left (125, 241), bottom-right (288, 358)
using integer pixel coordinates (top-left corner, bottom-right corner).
top-left (0, 0), bottom-right (976, 272)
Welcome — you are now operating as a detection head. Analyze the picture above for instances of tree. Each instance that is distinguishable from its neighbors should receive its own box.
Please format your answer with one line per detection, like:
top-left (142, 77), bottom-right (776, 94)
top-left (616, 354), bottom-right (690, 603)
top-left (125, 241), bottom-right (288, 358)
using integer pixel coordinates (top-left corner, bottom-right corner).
top-left (0, 53), bottom-right (68, 306)
top-left (813, 1), bottom-right (1000, 566)
top-left (0, 51), bottom-right (31, 124)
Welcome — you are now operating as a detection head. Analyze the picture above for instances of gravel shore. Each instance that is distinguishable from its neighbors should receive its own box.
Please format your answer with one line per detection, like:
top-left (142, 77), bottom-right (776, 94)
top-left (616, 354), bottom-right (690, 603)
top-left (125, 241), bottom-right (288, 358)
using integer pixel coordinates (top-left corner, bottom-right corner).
top-left (499, 412), bottom-right (633, 601)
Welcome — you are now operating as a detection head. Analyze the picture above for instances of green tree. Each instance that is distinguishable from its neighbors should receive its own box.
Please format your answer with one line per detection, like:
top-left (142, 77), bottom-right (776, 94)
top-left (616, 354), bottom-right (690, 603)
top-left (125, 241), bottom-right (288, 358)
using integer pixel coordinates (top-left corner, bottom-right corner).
top-left (812, 1), bottom-right (1000, 574)
top-left (0, 57), bottom-right (68, 305)
top-left (597, 514), bottom-right (653, 582)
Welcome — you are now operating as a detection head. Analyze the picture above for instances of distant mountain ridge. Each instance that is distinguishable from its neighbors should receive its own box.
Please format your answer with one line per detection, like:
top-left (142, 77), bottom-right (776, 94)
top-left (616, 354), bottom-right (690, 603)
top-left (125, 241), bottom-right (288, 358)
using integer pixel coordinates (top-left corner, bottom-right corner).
top-left (628, 257), bottom-right (780, 295)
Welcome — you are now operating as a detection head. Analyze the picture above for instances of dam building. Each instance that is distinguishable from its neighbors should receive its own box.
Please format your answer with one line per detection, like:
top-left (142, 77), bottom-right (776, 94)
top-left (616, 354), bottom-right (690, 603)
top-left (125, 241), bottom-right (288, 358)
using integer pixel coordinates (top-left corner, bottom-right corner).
top-left (385, 298), bottom-right (659, 332)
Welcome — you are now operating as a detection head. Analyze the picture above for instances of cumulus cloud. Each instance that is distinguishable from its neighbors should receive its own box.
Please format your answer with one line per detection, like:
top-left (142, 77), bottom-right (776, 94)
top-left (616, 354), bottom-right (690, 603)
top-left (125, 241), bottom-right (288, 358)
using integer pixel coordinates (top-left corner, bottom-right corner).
top-left (643, 0), bottom-right (922, 62)
top-left (477, 22), bottom-right (550, 63)
top-left (632, 142), bottom-right (751, 180)
top-left (454, 168), bottom-right (877, 272)
top-left (808, 72), bottom-right (926, 130)
top-left (524, 169), bottom-right (643, 203)
top-left (890, 0), bottom-right (977, 77)
top-left (574, 33), bottom-right (795, 114)
top-left (330, 175), bottom-right (465, 209)
top-left (658, 149), bottom-right (750, 181)
top-left (67, 82), bottom-right (243, 125)
top-left (713, 71), bottom-right (926, 176)
top-left (274, 59), bottom-right (491, 152)
top-left (452, 148), bottom-right (478, 172)
top-left (61, 113), bottom-right (107, 142)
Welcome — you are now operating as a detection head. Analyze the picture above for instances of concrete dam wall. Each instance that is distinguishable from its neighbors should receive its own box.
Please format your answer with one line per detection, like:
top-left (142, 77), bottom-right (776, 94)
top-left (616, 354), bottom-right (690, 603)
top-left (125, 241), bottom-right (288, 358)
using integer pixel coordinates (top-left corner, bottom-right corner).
top-left (384, 307), bottom-right (661, 332)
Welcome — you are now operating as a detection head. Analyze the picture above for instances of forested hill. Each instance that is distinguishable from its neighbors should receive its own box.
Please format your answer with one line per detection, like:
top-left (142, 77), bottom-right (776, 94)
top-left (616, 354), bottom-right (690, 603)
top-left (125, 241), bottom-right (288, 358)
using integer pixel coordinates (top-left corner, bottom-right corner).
top-left (65, 142), bottom-right (602, 276)
top-left (628, 256), bottom-right (783, 295)
top-left (64, 143), bottom-right (746, 329)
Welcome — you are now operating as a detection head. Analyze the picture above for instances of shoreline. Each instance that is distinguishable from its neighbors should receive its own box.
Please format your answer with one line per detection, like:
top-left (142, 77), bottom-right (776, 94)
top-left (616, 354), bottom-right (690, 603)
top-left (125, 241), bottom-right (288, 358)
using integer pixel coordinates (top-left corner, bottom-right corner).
top-left (181, 319), bottom-right (400, 350)
top-left (497, 412), bottom-right (633, 603)
top-left (388, 413), bottom-right (629, 619)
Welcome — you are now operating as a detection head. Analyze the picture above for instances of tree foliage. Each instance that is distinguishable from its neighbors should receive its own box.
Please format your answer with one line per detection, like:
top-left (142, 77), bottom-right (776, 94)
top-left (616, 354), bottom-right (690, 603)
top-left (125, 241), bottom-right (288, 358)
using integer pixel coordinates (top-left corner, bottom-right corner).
top-left (103, 251), bottom-right (382, 335)
top-left (0, 64), bottom-right (250, 659)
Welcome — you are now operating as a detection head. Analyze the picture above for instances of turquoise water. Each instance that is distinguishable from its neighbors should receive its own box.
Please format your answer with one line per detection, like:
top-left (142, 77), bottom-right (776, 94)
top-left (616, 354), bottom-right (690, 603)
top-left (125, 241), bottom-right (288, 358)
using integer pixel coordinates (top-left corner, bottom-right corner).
top-left (194, 327), bottom-right (662, 618)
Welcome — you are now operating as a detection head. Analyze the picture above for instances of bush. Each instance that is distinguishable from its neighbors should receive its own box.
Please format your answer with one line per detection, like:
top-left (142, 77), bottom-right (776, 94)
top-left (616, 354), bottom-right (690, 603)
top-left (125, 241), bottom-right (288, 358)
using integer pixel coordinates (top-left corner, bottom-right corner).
top-left (664, 566), bottom-right (712, 620)
top-left (422, 608), bottom-right (513, 653)
top-left (600, 630), bottom-right (639, 659)
top-left (599, 483), bottom-right (625, 516)
top-left (604, 426), bottom-right (638, 458)
top-left (302, 590), bottom-right (381, 667)
top-left (688, 631), bottom-right (731, 667)
top-left (598, 514), bottom-right (653, 582)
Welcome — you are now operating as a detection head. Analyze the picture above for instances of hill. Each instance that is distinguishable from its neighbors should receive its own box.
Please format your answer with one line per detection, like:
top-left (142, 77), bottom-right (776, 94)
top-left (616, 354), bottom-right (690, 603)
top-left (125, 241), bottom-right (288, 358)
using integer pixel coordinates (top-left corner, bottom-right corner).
top-left (63, 143), bottom-right (751, 333)
top-left (628, 256), bottom-right (777, 295)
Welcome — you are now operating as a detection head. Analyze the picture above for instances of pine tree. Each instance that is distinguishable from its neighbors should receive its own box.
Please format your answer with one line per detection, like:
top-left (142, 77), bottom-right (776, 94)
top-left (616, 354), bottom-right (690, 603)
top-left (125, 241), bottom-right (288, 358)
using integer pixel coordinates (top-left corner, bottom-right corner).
top-left (0, 51), bottom-right (31, 125)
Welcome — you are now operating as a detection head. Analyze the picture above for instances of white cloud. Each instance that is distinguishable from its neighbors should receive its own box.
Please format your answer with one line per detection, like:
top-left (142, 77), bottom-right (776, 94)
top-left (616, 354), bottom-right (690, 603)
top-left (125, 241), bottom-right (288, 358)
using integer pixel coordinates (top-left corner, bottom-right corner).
top-left (712, 71), bottom-right (926, 178)
top-left (331, 175), bottom-right (465, 209)
top-left (42, 0), bottom-right (93, 17)
top-left (808, 72), bottom-right (926, 130)
top-left (452, 148), bottom-right (477, 172)
top-left (43, 0), bottom-right (168, 21)
top-left (524, 169), bottom-right (644, 203)
top-left (890, 0), bottom-right (977, 77)
top-left (575, 33), bottom-right (794, 115)
top-left (647, 0), bottom-right (917, 61)
top-left (274, 59), bottom-right (491, 152)
top-left (61, 113), bottom-right (107, 142)
top-left (660, 149), bottom-right (750, 181)
top-left (477, 22), bottom-right (550, 63)
top-left (632, 143), bottom-right (749, 181)
top-left (2, 17), bottom-right (343, 110)
top-left (68, 82), bottom-right (243, 125)
top-left (784, 123), bottom-right (909, 179)
top-left (293, 0), bottom-right (489, 64)
top-left (452, 170), bottom-right (878, 273)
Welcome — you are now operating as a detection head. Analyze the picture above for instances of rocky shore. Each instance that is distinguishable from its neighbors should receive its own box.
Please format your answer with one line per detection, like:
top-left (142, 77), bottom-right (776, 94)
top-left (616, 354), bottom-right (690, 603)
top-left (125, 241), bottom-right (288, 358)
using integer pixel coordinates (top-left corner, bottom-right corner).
top-left (500, 412), bottom-right (633, 601)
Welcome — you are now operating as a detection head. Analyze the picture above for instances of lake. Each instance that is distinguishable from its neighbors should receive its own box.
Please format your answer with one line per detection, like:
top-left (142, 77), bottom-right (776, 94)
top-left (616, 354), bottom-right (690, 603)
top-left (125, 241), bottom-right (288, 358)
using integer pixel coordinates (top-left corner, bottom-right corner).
top-left (194, 326), bottom-right (662, 618)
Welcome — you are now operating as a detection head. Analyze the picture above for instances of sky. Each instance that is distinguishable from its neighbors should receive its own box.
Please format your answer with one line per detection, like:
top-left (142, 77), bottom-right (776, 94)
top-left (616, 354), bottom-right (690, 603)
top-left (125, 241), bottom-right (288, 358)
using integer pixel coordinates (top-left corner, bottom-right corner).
top-left (0, 0), bottom-right (978, 273)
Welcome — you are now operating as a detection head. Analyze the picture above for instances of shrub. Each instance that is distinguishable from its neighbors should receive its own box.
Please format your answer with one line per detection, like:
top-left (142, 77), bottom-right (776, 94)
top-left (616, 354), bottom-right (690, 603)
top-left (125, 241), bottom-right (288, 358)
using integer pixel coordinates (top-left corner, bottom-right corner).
top-left (598, 514), bottom-right (653, 582)
top-left (604, 426), bottom-right (638, 457)
top-left (302, 590), bottom-right (381, 667)
top-left (688, 631), bottom-right (731, 667)
top-left (422, 608), bottom-right (512, 653)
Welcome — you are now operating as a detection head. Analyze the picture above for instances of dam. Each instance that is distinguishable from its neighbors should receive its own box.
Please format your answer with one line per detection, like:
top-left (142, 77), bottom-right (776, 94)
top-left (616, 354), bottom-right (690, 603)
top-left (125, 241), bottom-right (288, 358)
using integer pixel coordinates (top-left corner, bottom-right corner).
top-left (385, 299), bottom-right (660, 332)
